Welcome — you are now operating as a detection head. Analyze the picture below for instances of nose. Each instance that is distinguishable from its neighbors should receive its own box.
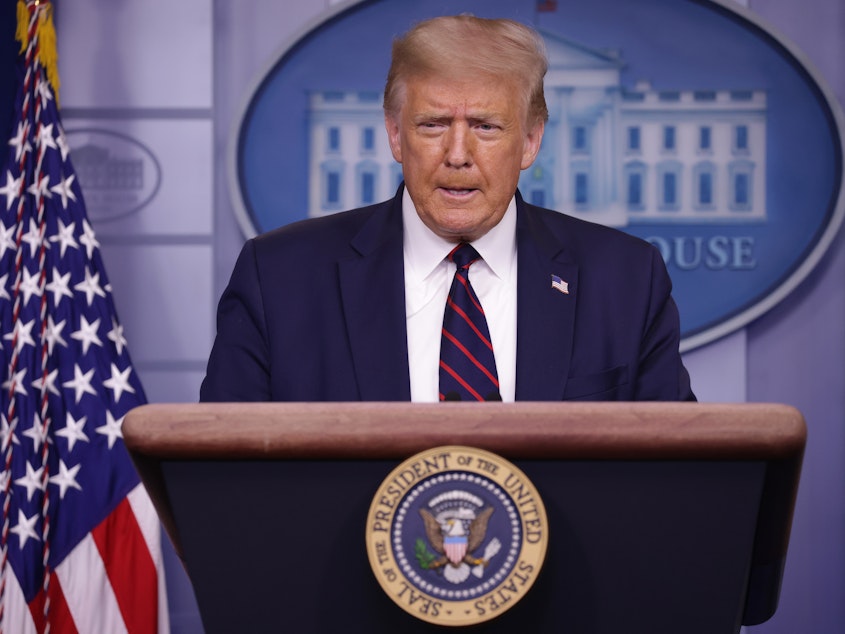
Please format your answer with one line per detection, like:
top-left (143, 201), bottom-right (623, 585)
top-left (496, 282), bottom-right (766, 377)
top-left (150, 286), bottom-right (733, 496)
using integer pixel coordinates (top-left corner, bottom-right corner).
top-left (444, 123), bottom-right (473, 168)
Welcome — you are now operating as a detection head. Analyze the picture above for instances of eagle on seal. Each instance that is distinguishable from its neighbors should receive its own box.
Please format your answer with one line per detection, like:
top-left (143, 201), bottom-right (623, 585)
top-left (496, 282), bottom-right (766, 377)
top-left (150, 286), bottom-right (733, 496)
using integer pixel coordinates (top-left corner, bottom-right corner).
top-left (419, 506), bottom-right (494, 569)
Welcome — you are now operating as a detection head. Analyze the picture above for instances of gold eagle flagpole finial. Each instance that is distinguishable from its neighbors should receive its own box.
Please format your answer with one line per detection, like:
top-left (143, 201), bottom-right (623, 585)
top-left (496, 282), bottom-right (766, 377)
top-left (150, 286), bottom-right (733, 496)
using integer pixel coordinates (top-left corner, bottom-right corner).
top-left (16, 0), bottom-right (60, 106)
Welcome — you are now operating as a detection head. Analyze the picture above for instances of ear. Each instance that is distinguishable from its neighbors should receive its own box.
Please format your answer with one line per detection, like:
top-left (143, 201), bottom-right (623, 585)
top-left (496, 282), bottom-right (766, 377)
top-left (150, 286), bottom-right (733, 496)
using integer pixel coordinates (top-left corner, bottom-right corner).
top-left (520, 119), bottom-right (545, 170)
top-left (385, 113), bottom-right (403, 163)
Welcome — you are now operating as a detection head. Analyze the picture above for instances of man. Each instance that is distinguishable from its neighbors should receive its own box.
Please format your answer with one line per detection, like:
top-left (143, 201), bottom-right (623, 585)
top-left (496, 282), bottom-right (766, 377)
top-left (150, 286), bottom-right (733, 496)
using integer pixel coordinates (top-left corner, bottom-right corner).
top-left (200, 15), bottom-right (695, 402)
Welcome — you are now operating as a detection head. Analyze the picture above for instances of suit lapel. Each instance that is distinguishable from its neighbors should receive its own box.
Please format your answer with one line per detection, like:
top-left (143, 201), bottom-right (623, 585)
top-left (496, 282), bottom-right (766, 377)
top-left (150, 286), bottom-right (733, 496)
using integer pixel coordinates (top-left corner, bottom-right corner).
top-left (338, 195), bottom-right (411, 400)
top-left (515, 201), bottom-right (578, 400)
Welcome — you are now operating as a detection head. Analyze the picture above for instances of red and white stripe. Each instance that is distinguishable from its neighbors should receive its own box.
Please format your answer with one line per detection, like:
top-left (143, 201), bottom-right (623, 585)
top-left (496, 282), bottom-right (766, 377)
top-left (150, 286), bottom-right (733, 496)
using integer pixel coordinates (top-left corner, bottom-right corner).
top-left (3, 485), bottom-right (168, 634)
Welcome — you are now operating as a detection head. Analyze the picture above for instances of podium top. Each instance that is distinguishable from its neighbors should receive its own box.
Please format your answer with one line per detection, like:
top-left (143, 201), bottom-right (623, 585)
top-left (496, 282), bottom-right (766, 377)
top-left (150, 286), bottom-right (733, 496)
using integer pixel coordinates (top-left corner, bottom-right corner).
top-left (123, 401), bottom-right (805, 461)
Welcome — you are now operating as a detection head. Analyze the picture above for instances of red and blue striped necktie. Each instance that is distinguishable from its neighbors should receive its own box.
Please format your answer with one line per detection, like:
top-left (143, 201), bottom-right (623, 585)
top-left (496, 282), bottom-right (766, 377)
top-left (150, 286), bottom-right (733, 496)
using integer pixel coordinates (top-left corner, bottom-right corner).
top-left (439, 243), bottom-right (500, 401)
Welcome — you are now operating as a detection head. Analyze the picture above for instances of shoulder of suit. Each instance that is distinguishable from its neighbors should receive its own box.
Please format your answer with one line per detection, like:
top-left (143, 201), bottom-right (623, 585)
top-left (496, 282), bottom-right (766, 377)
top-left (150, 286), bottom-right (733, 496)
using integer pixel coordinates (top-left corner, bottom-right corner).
top-left (523, 203), bottom-right (656, 255)
top-left (248, 198), bottom-right (395, 255)
top-left (256, 203), bottom-right (383, 242)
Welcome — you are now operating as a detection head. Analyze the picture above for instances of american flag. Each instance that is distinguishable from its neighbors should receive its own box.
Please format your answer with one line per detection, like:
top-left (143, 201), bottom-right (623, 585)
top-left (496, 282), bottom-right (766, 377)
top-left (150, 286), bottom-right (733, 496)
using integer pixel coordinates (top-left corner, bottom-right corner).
top-left (0, 3), bottom-right (168, 632)
top-left (550, 274), bottom-right (569, 295)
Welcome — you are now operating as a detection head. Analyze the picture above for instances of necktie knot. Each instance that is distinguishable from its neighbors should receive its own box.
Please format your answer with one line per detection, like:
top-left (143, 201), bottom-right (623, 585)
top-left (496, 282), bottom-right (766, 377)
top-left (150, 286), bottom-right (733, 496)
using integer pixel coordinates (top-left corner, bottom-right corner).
top-left (448, 243), bottom-right (480, 271)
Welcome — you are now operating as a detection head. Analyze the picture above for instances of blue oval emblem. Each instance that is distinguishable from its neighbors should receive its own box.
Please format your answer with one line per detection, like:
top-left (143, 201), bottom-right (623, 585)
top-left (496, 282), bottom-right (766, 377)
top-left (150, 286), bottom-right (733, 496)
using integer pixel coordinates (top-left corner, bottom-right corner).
top-left (231, 0), bottom-right (844, 351)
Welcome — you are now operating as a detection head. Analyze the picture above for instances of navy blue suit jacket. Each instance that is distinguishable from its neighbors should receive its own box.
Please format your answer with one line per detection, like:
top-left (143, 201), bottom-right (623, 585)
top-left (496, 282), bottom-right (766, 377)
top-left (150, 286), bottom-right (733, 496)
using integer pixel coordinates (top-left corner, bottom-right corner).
top-left (200, 190), bottom-right (694, 402)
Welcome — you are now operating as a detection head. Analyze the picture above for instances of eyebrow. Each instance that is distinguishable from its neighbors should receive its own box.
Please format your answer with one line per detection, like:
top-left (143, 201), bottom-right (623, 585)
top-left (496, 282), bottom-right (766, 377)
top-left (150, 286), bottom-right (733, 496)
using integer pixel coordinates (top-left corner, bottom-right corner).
top-left (412, 112), bottom-right (451, 123)
top-left (412, 110), bottom-right (503, 124)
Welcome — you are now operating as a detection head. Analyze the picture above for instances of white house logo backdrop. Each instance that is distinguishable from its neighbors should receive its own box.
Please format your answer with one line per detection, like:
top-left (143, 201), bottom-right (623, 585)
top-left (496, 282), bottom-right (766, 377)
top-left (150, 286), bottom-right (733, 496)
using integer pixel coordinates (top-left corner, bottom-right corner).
top-left (365, 446), bottom-right (548, 626)
top-left (231, 0), bottom-right (844, 351)
top-left (65, 129), bottom-right (161, 222)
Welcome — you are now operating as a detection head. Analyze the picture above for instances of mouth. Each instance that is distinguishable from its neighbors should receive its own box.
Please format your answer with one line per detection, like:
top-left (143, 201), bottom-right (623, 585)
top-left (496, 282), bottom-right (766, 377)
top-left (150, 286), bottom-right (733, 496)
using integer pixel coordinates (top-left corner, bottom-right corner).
top-left (439, 187), bottom-right (478, 197)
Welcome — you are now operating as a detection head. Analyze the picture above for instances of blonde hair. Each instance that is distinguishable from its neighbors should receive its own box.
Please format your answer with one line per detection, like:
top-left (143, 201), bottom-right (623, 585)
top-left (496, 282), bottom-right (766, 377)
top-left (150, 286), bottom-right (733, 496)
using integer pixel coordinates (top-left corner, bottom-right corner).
top-left (384, 15), bottom-right (549, 126)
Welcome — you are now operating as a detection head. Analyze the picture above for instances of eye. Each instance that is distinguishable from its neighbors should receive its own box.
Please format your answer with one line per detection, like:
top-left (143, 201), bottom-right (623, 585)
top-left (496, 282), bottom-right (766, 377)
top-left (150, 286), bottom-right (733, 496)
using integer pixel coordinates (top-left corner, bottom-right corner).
top-left (474, 122), bottom-right (501, 134)
top-left (417, 120), bottom-right (446, 133)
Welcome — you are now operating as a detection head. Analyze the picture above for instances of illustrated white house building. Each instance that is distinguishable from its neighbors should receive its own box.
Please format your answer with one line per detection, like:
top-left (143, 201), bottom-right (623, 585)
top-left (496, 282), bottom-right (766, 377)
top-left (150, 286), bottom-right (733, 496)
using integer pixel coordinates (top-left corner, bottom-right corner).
top-left (307, 32), bottom-right (767, 226)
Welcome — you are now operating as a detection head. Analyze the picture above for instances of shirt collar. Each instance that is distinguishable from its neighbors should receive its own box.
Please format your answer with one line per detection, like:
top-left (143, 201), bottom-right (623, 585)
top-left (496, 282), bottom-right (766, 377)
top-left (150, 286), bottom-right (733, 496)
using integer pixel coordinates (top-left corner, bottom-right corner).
top-left (402, 187), bottom-right (517, 282)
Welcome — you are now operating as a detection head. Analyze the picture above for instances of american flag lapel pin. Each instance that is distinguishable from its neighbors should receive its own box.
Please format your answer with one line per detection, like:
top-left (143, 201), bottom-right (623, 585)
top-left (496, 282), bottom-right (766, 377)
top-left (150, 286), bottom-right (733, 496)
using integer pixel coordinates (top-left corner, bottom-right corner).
top-left (551, 274), bottom-right (569, 295)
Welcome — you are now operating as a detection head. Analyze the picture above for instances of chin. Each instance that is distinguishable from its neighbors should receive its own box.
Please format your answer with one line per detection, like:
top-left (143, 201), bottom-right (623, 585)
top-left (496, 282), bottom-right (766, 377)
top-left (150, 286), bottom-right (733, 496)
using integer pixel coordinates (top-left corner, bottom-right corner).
top-left (424, 209), bottom-right (491, 242)
top-left (441, 227), bottom-right (485, 243)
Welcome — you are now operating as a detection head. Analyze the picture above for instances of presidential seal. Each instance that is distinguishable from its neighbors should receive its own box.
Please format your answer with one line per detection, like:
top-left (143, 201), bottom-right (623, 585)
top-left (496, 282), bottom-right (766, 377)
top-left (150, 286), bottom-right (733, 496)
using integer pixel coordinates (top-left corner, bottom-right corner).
top-left (366, 446), bottom-right (548, 626)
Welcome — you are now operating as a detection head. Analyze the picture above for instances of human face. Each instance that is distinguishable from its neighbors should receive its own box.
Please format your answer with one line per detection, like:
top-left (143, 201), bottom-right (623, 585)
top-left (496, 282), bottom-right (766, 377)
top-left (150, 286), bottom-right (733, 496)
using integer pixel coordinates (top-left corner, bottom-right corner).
top-left (385, 73), bottom-right (544, 243)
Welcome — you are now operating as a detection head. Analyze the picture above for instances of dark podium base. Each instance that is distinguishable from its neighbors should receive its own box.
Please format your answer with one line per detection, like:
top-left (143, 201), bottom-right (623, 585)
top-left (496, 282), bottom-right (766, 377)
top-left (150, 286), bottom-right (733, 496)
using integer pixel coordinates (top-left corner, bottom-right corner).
top-left (167, 459), bottom-right (762, 633)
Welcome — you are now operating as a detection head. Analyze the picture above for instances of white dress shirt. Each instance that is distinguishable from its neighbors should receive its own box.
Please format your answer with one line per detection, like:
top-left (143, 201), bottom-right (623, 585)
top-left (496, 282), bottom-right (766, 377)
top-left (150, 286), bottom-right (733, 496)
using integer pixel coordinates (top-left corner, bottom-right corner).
top-left (402, 188), bottom-right (518, 402)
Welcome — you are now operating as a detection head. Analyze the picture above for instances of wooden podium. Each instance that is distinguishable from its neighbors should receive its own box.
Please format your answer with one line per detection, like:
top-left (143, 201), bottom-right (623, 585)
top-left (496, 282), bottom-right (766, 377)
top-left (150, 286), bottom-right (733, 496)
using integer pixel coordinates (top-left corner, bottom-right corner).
top-left (123, 402), bottom-right (805, 634)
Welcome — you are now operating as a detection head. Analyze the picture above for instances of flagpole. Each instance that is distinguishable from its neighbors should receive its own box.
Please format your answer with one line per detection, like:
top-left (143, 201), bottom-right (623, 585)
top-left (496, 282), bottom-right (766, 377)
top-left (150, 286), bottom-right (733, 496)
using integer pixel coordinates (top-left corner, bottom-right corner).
top-left (0, 3), bottom-right (39, 631)
top-left (29, 2), bottom-right (57, 627)
top-left (2, 3), bottom-right (58, 631)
